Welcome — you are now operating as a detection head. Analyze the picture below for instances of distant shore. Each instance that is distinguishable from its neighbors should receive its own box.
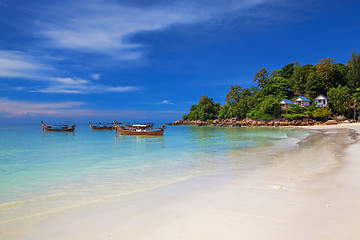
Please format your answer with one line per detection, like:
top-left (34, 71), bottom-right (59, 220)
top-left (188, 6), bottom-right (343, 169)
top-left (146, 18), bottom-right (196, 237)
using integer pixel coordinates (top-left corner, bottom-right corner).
top-left (170, 117), bottom-right (359, 127)
top-left (1, 124), bottom-right (360, 240)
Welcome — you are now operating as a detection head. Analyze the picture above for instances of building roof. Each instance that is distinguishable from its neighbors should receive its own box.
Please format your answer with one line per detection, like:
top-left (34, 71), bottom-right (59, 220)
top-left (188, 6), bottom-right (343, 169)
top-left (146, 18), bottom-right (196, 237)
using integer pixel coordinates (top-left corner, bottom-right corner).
top-left (315, 94), bottom-right (328, 100)
top-left (296, 96), bottom-right (311, 102)
top-left (280, 99), bottom-right (295, 105)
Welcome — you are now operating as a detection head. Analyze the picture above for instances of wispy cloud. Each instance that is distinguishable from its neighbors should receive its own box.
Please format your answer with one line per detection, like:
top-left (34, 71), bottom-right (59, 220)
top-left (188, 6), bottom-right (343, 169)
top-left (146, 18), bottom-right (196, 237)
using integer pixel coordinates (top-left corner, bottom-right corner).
top-left (0, 98), bottom-right (84, 117)
top-left (0, 50), bottom-right (139, 94)
top-left (0, 98), bottom-right (182, 119)
top-left (157, 100), bottom-right (174, 105)
top-left (36, 0), bottom-right (269, 59)
top-left (30, 79), bottom-right (140, 94)
top-left (91, 73), bottom-right (100, 80)
top-left (0, 50), bottom-right (53, 79)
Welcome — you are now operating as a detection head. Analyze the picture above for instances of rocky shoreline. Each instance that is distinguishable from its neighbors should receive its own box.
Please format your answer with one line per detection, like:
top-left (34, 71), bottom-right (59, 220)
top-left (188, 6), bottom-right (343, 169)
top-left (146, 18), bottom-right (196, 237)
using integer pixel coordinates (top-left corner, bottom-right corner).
top-left (170, 118), bottom-right (359, 127)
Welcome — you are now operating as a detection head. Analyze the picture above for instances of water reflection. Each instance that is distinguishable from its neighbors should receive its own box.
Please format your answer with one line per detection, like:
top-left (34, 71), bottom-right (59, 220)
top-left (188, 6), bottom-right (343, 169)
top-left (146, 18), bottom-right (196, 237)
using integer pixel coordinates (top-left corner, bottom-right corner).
top-left (114, 134), bottom-right (165, 151)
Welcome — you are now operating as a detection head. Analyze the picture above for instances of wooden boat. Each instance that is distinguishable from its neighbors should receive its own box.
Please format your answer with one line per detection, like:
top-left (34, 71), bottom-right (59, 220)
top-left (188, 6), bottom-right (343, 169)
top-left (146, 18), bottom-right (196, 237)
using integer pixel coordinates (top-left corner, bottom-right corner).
top-left (124, 122), bottom-right (153, 129)
top-left (41, 121), bottom-right (75, 132)
top-left (89, 122), bottom-right (114, 130)
top-left (114, 121), bottom-right (164, 136)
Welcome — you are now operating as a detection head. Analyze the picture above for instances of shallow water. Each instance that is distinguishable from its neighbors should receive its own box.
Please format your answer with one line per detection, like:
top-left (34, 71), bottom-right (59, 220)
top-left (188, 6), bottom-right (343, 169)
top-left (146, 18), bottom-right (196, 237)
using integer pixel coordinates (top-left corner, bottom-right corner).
top-left (0, 123), bottom-right (310, 224)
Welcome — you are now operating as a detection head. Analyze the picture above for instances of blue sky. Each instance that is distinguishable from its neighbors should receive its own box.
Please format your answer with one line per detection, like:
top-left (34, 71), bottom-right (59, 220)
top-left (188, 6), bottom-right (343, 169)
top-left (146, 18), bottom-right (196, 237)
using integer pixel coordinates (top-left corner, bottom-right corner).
top-left (0, 0), bottom-right (359, 123)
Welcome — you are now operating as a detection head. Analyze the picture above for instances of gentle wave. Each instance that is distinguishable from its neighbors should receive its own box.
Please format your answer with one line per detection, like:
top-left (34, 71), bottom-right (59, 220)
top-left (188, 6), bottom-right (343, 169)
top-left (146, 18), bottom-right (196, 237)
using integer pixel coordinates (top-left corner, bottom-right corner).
top-left (0, 192), bottom-right (70, 210)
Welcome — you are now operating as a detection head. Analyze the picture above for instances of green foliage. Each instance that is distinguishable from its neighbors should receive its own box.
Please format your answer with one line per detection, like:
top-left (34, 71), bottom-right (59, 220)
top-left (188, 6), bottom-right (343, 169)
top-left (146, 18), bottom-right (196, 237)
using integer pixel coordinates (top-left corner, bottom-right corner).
top-left (183, 95), bottom-right (220, 121)
top-left (281, 105), bottom-right (310, 119)
top-left (312, 107), bottom-right (332, 120)
top-left (219, 86), bottom-right (256, 119)
top-left (291, 61), bottom-right (306, 95)
top-left (353, 88), bottom-right (360, 108)
top-left (247, 95), bottom-right (281, 120)
top-left (279, 63), bottom-right (295, 80)
top-left (258, 76), bottom-right (290, 100)
top-left (347, 50), bottom-right (360, 91)
top-left (328, 85), bottom-right (352, 114)
top-left (254, 68), bottom-right (269, 88)
top-left (305, 72), bottom-right (322, 98)
top-left (225, 85), bottom-right (243, 104)
top-left (218, 104), bottom-right (232, 119)
top-left (316, 57), bottom-right (335, 91)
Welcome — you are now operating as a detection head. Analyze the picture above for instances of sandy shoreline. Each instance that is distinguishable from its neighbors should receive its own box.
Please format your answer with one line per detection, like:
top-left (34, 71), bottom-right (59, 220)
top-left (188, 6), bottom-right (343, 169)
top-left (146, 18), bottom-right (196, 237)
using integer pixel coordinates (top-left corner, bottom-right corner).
top-left (1, 124), bottom-right (360, 240)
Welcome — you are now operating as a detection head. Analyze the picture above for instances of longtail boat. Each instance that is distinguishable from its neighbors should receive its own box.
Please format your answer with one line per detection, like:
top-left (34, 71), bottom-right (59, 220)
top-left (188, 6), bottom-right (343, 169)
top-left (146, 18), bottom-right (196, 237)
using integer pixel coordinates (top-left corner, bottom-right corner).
top-left (89, 122), bottom-right (114, 130)
top-left (114, 121), bottom-right (165, 136)
top-left (41, 121), bottom-right (75, 132)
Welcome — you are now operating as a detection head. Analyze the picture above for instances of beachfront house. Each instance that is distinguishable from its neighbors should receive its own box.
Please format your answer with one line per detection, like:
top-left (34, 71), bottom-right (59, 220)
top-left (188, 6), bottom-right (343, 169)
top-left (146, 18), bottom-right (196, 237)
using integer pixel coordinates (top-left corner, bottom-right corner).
top-left (280, 99), bottom-right (294, 110)
top-left (314, 94), bottom-right (328, 107)
top-left (349, 98), bottom-right (358, 121)
top-left (294, 96), bottom-right (311, 107)
top-left (349, 98), bottom-right (357, 109)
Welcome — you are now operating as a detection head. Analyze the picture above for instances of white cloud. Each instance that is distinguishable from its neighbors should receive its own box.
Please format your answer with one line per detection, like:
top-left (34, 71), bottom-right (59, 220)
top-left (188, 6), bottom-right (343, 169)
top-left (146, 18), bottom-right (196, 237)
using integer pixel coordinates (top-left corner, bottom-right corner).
top-left (92, 74), bottom-right (100, 80)
top-left (0, 50), bottom-right (53, 79)
top-left (37, 0), bottom-right (269, 59)
top-left (0, 98), bottom-right (84, 117)
top-left (0, 50), bottom-right (139, 94)
top-left (30, 77), bottom-right (140, 94)
top-left (157, 100), bottom-right (174, 105)
top-left (0, 98), bottom-right (182, 119)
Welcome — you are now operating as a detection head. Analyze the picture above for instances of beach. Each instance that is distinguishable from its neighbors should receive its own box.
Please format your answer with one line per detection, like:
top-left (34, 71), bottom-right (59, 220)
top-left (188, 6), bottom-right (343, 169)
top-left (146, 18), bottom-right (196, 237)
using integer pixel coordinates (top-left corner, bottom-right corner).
top-left (1, 124), bottom-right (360, 239)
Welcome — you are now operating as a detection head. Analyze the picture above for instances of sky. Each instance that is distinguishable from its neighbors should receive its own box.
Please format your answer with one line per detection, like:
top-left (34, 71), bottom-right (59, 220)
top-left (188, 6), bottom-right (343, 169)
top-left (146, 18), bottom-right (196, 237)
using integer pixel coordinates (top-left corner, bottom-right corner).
top-left (0, 0), bottom-right (359, 123)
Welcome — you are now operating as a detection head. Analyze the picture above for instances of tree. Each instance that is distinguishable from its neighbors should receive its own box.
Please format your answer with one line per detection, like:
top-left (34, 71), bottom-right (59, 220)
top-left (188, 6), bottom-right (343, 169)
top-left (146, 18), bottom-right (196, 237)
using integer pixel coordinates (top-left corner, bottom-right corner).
top-left (305, 72), bottom-right (322, 98)
top-left (312, 107), bottom-right (332, 120)
top-left (218, 104), bottom-right (232, 119)
top-left (327, 85), bottom-right (352, 114)
top-left (347, 50), bottom-right (360, 91)
top-left (254, 68), bottom-right (269, 88)
top-left (221, 86), bottom-right (256, 119)
top-left (225, 85), bottom-right (243, 104)
top-left (258, 75), bottom-right (290, 100)
top-left (291, 61), bottom-right (313, 96)
top-left (332, 63), bottom-right (349, 88)
top-left (281, 104), bottom-right (311, 119)
top-left (183, 95), bottom-right (221, 121)
top-left (247, 95), bottom-right (282, 120)
top-left (316, 57), bottom-right (335, 91)
top-left (279, 63), bottom-right (295, 80)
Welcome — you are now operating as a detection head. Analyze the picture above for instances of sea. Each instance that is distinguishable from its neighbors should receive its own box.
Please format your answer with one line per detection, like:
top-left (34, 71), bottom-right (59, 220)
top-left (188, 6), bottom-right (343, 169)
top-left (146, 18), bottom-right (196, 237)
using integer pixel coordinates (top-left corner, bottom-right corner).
top-left (0, 123), bottom-right (310, 225)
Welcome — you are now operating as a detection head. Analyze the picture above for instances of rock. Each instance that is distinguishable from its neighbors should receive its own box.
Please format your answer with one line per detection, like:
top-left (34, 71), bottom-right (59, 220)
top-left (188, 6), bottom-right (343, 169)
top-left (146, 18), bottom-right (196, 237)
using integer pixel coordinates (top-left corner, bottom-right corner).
top-left (335, 115), bottom-right (345, 121)
top-left (325, 120), bottom-right (337, 125)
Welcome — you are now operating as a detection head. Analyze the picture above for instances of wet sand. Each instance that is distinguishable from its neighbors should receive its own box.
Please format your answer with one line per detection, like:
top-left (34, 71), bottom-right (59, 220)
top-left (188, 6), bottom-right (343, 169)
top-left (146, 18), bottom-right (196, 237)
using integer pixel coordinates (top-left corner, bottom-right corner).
top-left (1, 124), bottom-right (360, 240)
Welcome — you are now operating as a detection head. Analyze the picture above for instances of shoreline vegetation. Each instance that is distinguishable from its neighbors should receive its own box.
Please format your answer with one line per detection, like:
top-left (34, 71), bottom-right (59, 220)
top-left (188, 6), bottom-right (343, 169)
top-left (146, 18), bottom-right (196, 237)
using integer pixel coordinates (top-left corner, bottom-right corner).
top-left (174, 51), bottom-right (360, 126)
top-left (171, 117), bottom-right (356, 127)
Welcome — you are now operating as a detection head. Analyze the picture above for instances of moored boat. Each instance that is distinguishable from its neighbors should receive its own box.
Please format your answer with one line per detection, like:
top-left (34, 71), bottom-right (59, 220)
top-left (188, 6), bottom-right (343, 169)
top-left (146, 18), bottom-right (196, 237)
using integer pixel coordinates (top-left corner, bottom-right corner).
top-left (114, 121), bottom-right (165, 136)
top-left (89, 122), bottom-right (114, 130)
top-left (41, 121), bottom-right (75, 132)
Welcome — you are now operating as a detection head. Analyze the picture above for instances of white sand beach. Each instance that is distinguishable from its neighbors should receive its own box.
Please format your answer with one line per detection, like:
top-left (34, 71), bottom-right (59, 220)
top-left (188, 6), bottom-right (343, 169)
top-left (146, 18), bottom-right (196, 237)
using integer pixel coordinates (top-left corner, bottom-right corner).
top-left (1, 124), bottom-right (360, 240)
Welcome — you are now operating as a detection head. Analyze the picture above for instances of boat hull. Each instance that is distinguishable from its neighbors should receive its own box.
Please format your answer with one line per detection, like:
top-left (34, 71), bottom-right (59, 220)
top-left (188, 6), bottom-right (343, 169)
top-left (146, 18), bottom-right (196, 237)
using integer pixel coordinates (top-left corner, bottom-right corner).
top-left (117, 128), bottom-right (164, 136)
top-left (89, 122), bottom-right (114, 130)
top-left (90, 125), bottom-right (114, 130)
top-left (41, 121), bottom-right (75, 132)
top-left (43, 127), bottom-right (75, 132)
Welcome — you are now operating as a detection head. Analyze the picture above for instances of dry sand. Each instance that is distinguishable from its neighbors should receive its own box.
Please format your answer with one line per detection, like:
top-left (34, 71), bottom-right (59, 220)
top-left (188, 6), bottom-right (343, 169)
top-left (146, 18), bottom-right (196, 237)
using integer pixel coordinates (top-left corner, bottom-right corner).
top-left (1, 123), bottom-right (360, 240)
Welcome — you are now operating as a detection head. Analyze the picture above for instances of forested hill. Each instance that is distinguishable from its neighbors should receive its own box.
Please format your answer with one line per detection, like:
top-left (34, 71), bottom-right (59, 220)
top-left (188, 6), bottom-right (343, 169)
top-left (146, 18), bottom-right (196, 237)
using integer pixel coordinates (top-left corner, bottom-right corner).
top-left (182, 51), bottom-right (360, 122)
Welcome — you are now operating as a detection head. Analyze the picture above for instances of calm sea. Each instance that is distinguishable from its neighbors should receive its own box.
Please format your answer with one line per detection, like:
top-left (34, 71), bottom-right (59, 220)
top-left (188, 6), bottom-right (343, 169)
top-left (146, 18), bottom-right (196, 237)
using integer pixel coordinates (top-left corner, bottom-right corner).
top-left (0, 123), bottom-right (309, 224)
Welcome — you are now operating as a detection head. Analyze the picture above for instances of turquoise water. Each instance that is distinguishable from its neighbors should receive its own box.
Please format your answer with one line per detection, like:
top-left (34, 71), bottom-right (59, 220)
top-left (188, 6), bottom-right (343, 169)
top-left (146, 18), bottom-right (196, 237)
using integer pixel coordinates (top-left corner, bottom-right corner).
top-left (0, 123), bottom-right (309, 223)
